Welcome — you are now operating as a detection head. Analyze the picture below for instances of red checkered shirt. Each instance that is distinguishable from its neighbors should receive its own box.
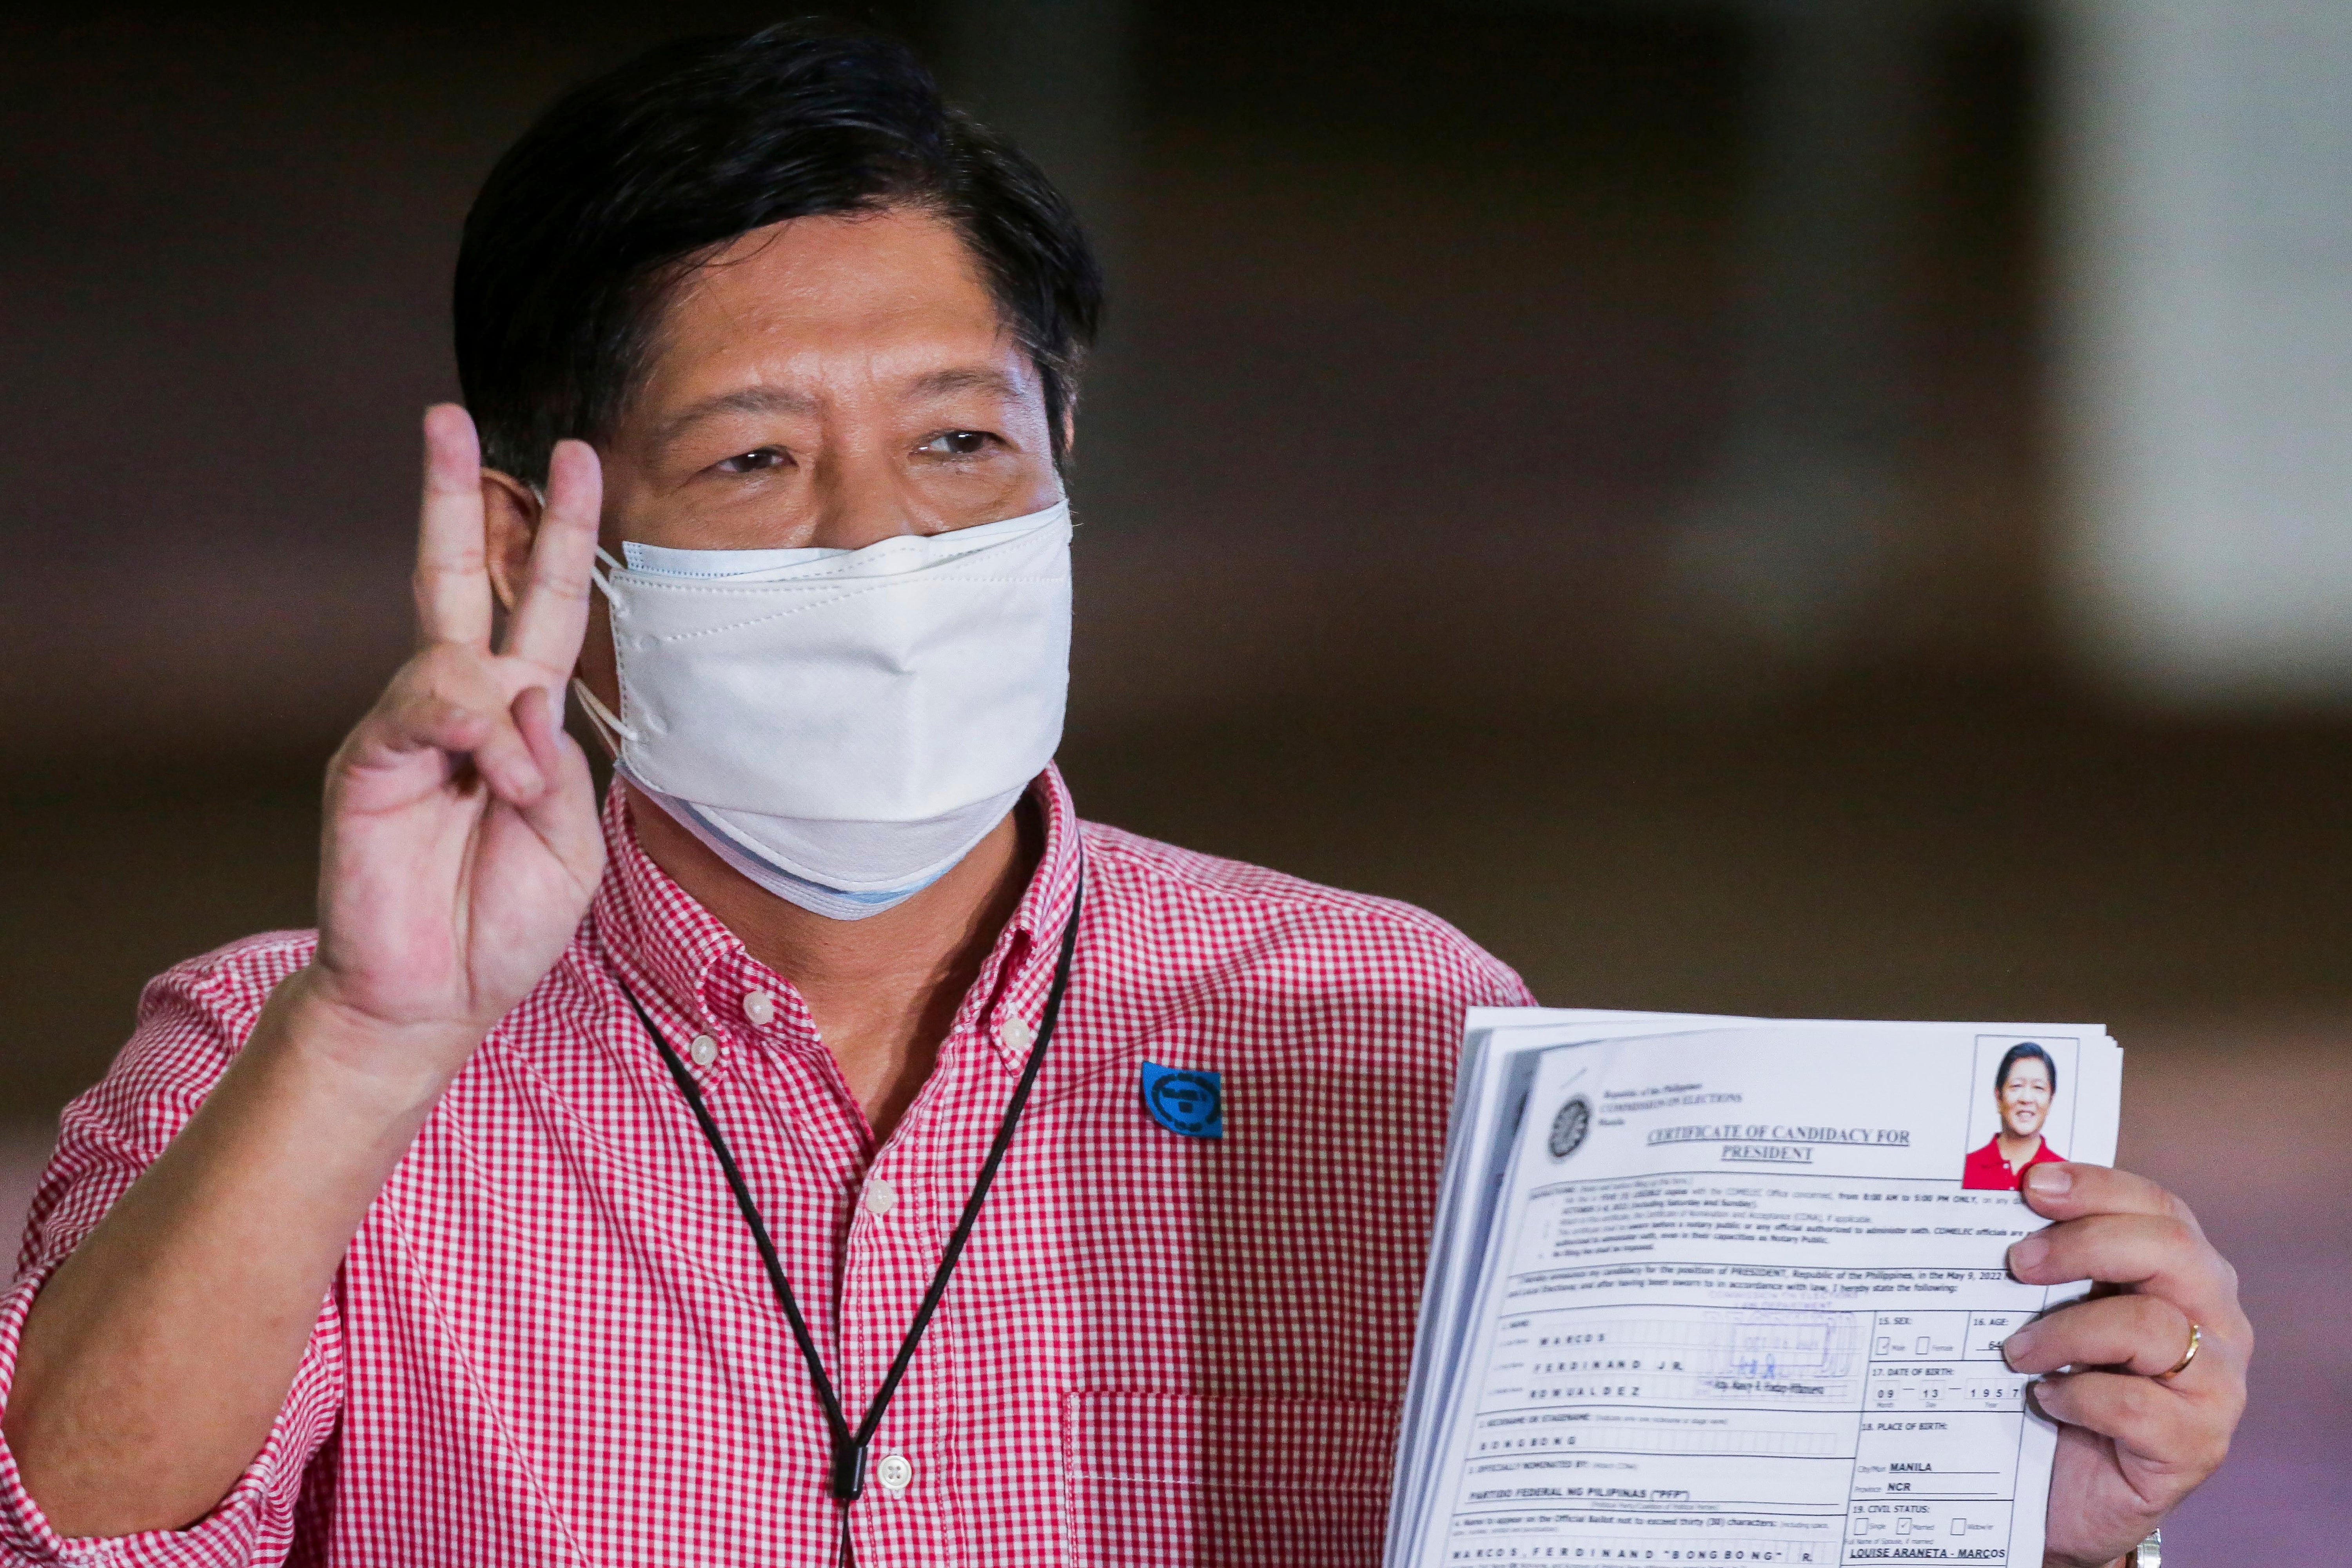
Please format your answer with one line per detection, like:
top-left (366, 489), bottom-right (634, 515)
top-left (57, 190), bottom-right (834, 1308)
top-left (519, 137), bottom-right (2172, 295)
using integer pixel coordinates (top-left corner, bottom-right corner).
top-left (0, 768), bottom-right (1530, 1565)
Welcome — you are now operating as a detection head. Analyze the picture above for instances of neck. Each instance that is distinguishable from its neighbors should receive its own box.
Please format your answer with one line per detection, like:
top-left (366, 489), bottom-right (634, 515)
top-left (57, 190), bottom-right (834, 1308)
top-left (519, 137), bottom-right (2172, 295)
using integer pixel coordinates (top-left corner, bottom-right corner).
top-left (1997, 1129), bottom-right (2042, 1166)
top-left (626, 786), bottom-right (1041, 1144)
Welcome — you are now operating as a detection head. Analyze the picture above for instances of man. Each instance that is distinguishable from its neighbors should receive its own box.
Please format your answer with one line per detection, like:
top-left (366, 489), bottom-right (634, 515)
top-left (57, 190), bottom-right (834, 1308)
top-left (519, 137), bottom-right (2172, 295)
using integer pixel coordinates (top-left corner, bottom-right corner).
top-left (0, 23), bottom-right (2246, 1567)
top-left (1966, 1041), bottom-right (2067, 1191)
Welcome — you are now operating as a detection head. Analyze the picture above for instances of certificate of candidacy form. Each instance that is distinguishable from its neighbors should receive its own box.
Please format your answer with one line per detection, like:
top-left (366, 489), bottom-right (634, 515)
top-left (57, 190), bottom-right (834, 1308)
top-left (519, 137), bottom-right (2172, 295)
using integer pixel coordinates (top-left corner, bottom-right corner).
top-left (1387, 1013), bottom-right (2121, 1567)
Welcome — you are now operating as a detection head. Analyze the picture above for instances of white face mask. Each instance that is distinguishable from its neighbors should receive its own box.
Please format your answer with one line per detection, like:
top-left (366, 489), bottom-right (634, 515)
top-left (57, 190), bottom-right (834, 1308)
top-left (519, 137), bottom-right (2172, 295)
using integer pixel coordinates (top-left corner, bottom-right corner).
top-left (575, 501), bottom-right (1072, 920)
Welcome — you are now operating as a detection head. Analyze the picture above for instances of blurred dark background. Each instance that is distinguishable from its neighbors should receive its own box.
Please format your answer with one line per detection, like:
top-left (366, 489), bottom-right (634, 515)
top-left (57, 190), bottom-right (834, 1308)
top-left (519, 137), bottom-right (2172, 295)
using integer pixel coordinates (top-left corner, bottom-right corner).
top-left (2, 0), bottom-right (2345, 1553)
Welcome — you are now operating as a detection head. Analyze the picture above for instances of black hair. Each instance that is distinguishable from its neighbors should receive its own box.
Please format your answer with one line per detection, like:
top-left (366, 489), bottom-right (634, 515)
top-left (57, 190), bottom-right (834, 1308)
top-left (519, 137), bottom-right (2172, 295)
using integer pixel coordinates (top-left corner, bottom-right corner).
top-left (453, 20), bottom-right (1103, 484)
top-left (1993, 1042), bottom-right (2057, 1099)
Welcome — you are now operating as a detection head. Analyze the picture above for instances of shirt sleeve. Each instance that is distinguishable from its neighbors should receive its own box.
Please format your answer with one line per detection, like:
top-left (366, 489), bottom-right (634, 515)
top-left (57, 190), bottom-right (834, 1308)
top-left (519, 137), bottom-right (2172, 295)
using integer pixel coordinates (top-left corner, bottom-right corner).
top-left (0, 936), bottom-right (346, 1567)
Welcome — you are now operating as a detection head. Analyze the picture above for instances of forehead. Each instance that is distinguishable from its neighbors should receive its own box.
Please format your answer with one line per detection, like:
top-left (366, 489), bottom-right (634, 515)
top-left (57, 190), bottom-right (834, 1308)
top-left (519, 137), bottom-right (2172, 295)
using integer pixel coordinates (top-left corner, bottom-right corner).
top-left (2003, 1058), bottom-right (2051, 1083)
top-left (637, 206), bottom-right (1025, 403)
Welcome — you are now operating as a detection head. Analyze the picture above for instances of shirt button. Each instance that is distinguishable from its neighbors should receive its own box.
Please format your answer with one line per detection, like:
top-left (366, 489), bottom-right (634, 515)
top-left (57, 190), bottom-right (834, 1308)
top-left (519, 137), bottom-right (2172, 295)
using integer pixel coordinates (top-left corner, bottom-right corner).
top-left (688, 1034), bottom-right (719, 1067)
top-left (875, 1453), bottom-right (914, 1495)
top-left (999, 1016), bottom-right (1034, 1054)
top-left (862, 1176), bottom-right (897, 1216)
top-left (742, 989), bottom-right (776, 1027)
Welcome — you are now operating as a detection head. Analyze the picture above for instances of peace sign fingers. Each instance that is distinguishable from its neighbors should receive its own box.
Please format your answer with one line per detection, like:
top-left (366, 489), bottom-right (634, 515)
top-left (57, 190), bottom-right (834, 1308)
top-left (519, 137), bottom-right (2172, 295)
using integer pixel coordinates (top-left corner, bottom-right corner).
top-left (503, 437), bottom-right (604, 678)
top-left (413, 405), bottom-right (496, 649)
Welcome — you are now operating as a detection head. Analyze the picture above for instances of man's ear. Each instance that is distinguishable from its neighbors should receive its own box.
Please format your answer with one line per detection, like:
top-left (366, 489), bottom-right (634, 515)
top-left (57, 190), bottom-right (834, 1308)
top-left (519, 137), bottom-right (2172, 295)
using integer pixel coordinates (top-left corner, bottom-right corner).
top-left (480, 469), bottom-right (544, 615)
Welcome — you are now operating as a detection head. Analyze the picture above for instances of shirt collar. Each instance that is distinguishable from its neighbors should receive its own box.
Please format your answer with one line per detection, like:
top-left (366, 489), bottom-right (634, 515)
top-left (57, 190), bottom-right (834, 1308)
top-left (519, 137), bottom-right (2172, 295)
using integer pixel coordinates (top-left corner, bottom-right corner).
top-left (584, 765), bottom-right (1084, 1081)
top-left (956, 763), bottom-right (1085, 1076)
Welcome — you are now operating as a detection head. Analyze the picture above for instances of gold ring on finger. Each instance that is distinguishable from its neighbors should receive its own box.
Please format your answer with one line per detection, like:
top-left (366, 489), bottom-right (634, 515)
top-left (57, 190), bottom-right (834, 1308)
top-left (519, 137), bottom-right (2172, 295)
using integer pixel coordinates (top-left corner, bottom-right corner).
top-left (2156, 1321), bottom-right (2202, 1381)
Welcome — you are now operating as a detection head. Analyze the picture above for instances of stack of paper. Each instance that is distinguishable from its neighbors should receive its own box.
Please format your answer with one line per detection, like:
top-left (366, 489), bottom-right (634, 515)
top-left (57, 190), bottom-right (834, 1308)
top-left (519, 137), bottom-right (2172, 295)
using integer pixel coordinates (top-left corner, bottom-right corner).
top-left (1385, 1010), bottom-right (2121, 1567)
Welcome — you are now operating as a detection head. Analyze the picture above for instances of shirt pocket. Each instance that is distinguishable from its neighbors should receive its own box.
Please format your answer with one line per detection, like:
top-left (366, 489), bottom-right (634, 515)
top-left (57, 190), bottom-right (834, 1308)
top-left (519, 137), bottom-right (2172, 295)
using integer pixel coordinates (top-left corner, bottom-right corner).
top-left (1060, 1391), bottom-right (1396, 1566)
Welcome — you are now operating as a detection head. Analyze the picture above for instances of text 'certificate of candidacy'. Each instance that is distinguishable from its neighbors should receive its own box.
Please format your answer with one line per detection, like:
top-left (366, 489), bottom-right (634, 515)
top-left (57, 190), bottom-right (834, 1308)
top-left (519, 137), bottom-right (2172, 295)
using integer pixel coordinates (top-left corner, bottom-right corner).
top-left (1397, 1019), bottom-right (2120, 1566)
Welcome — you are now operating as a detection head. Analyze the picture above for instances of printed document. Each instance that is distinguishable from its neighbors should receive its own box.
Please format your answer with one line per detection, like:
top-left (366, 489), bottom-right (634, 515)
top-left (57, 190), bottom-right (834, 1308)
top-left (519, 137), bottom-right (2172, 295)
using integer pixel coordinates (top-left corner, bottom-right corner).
top-left (1387, 1011), bottom-right (2121, 1566)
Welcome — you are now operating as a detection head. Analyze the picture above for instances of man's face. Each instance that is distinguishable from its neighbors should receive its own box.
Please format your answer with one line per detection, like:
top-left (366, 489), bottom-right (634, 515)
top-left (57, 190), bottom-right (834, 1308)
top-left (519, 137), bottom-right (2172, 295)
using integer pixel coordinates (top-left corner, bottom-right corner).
top-left (568, 204), bottom-right (1062, 705)
top-left (1997, 1060), bottom-right (2052, 1139)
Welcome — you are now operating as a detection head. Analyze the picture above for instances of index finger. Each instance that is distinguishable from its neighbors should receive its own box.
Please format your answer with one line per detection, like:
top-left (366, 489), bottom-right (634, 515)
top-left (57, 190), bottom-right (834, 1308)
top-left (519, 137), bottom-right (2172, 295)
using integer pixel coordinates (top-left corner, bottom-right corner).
top-left (2011, 1212), bottom-right (2234, 1316)
top-left (503, 438), bottom-right (603, 675)
top-left (413, 404), bottom-right (494, 648)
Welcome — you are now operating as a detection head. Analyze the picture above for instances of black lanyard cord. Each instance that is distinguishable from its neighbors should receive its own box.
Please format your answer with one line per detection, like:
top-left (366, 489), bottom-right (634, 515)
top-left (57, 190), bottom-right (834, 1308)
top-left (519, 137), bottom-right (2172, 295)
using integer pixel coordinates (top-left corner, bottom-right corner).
top-left (616, 873), bottom-right (1083, 1504)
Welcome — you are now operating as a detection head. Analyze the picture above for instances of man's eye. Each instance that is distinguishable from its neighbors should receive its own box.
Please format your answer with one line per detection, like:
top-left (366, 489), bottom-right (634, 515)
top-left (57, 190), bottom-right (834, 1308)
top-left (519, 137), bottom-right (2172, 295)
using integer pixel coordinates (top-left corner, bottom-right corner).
top-left (713, 447), bottom-right (788, 474)
top-left (920, 430), bottom-right (994, 457)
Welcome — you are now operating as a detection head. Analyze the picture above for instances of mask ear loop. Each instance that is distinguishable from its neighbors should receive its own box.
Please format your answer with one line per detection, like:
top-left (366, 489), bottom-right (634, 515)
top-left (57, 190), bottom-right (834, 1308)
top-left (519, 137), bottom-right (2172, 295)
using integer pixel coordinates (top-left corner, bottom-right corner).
top-left (572, 547), bottom-right (637, 755)
top-left (589, 545), bottom-right (621, 602)
top-left (572, 680), bottom-right (634, 754)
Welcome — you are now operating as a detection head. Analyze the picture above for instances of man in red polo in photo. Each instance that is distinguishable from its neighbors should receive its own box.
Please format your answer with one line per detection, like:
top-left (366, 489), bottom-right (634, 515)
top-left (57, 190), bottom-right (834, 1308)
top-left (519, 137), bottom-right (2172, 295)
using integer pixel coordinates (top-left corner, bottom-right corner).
top-left (1964, 1040), bottom-right (2067, 1191)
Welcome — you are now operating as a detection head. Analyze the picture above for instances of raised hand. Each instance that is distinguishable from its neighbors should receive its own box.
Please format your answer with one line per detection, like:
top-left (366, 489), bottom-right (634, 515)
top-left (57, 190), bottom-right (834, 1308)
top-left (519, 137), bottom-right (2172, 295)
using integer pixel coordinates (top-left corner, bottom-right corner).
top-left (1, 408), bottom-right (610, 1536)
top-left (306, 405), bottom-right (606, 1067)
top-left (2001, 1163), bottom-right (2250, 1566)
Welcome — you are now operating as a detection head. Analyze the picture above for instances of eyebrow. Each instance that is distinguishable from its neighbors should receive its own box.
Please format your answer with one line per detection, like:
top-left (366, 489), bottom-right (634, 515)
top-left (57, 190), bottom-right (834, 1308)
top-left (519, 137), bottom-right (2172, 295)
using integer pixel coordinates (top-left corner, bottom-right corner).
top-left (653, 366), bottom-right (1025, 452)
top-left (904, 366), bottom-right (1022, 401)
top-left (653, 385), bottom-right (818, 450)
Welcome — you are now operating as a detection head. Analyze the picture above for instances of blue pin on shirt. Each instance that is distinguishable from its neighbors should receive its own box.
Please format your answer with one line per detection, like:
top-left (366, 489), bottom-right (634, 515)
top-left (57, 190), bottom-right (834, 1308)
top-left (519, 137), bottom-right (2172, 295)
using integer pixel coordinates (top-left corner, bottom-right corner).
top-left (1140, 1062), bottom-right (1224, 1139)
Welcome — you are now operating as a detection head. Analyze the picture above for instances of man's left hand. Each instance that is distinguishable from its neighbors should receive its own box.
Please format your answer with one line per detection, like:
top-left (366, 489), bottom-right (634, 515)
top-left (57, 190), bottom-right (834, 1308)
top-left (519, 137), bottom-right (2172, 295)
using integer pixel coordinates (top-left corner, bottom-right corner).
top-left (2000, 1162), bottom-right (2250, 1567)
